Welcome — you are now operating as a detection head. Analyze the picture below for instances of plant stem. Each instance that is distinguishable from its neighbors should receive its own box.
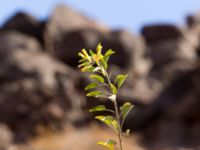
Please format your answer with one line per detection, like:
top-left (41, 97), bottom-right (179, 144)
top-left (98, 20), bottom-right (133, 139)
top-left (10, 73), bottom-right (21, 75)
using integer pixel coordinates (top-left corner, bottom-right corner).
top-left (102, 67), bottom-right (123, 150)
top-left (114, 100), bottom-right (123, 150)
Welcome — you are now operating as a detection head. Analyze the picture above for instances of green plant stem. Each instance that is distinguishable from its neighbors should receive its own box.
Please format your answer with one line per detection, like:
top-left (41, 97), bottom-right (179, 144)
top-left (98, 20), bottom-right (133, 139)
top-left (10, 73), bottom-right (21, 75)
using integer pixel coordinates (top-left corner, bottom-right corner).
top-left (103, 67), bottom-right (123, 150)
top-left (114, 100), bottom-right (123, 150)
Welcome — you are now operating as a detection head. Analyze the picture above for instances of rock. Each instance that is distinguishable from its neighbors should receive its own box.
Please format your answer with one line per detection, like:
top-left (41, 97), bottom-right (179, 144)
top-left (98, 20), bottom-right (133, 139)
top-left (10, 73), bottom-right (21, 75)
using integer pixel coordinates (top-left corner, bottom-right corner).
top-left (125, 63), bottom-right (200, 150)
top-left (102, 29), bottom-right (147, 70)
top-left (1, 12), bottom-right (44, 45)
top-left (51, 28), bottom-right (104, 66)
top-left (44, 5), bottom-right (109, 53)
top-left (144, 26), bottom-right (198, 84)
top-left (141, 24), bottom-right (184, 44)
top-left (0, 31), bottom-right (86, 140)
top-left (0, 123), bottom-right (13, 150)
top-left (48, 28), bottom-right (147, 71)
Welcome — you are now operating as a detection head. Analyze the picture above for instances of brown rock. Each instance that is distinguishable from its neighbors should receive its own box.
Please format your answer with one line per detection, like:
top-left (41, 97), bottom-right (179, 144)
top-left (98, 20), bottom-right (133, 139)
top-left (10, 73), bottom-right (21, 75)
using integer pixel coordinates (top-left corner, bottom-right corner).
top-left (125, 63), bottom-right (200, 150)
top-left (1, 12), bottom-right (44, 45)
top-left (141, 24), bottom-right (183, 44)
top-left (44, 5), bottom-right (109, 53)
top-left (0, 31), bottom-right (86, 140)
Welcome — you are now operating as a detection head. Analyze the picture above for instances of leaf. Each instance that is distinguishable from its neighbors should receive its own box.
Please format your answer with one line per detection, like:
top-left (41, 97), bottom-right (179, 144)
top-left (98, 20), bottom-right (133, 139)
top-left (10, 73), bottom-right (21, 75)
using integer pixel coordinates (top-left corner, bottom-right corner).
top-left (95, 115), bottom-right (119, 133)
top-left (120, 102), bottom-right (133, 119)
top-left (101, 58), bottom-right (108, 69)
top-left (109, 83), bottom-right (117, 94)
top-left (96, 43), bottom-right (103, 56)
top-left (90, 74), bottom-right (105, 83)
top-left (86, 91), bottom-right (103, 97)
top-left (78, 58), bottom-right (87, 63)
top-left (89, 105), bottom-right (106, 112)
top-left (89, 105), bottom-right (114, 113)
top-left (104, 49), bottom-right (115, 63)
top-left (81, 66), bottom-right (94, 72)
top-left (97, 139), bottom-right (116, 150)
top-left (78, 62), bottom-right (90, 68)
top-left (78, 52), bottom-right (85, 58)
top-left (85, 82), bottom-right (98, 90)
top-left (82, 49), bottom-right (92, 62)
top-left (114, 74), bottom-right (128, 89)
top-left (89, 49), bottom-right (95, 56)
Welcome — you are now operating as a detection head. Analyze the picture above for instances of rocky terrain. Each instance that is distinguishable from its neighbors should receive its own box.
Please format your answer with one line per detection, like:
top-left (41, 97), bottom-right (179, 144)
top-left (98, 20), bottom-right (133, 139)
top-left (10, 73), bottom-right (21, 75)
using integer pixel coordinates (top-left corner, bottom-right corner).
top-left (0, 5), bottom-right (199, 150)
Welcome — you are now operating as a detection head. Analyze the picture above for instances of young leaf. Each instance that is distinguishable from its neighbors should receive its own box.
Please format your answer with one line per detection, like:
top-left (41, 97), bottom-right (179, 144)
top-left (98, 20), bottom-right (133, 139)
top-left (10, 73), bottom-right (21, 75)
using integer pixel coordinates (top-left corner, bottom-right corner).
top-left (78, 62), bottom-right (90, 68)
top-left (96, 43), bottom-right (103, 56)
top-left (95, 116), bottom-right (119, 133)
top-left (85, 82), bottom-right (98, 90)
top-left (80, 66), bottom-right (94, 72)
top-left (78, 52), bottom-right (85, 58)
top-left (78, 58), bottom-right (87, 63)
top-left (109, 83), bottom-right (117, 94)
top-left (90, 74), bottom-right (105, 83)
top-left (104, 49), bottom-right (115, 63)
top-left (97, 139), bottom-right (116, 150)
top-left (101, 58), bottom-right (108, 69)
top-left (114, 74), bottom-right (128, 89)
top-left (89, 49), bottom-right (95, 56)
top-left (120, 102), bottom-right (133, 119)
top-left (89, 105), bottom-right (114, 113)
top-left (89, 105), bottom-right (106, 112)
top-left (86, 91), bottom-right (103, 97)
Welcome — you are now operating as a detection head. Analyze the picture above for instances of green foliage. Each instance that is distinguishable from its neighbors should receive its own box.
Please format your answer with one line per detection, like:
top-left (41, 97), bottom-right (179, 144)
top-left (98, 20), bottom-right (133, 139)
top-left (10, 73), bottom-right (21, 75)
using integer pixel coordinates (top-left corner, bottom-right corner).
top-left (78, 43), bottom-right (133, 150)
top-left (97, 139), bottom-right (117, 150)
top-left (120, 102), bottom-right (134, 120)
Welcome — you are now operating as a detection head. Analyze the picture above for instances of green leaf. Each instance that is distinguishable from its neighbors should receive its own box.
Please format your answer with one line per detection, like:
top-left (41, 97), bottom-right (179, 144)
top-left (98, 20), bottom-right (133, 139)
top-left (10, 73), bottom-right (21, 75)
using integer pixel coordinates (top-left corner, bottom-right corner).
top-left (97, 139), bottom-right (116, 150)
top-left (89, 105), bottom-right (114, 113)
top-left (89, 49), bottom-right (95, 56)
top-left (90, 74), bottom-right (105, 83)
top-left (81, 66), bottom-right (95, 72)
top-left (101, 58), bottom-right (108, 69)
top-left (86, 91), bottom-right (103, 97)
top-left (85, 82), bottom-right (98, 90)
top-left (78, 62), bottom-right (90, 68)
top-left (114, 74), bottom-right (128, 89)
top-left (120, 102), bottom-right (133, 119)
top-left (109, 83), bottom-right (117, 94)
top-left (78, 52), bottom-right (85, 58)
top-left (104, 49), bottom-right (115, 63)
top-left (96, 43), bottom-right (103, 55)
top-left (78, 58), bottom-right (87, 63)
top-left (95, 116), bottom-right (119, 133)
top-left (89, 105), bottom-right (106, 112)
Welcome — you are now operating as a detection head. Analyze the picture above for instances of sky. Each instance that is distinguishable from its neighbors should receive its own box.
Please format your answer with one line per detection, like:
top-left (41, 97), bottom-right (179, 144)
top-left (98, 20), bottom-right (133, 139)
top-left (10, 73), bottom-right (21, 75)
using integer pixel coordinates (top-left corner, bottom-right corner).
top-left (1, 0), bottom-right (200, 33)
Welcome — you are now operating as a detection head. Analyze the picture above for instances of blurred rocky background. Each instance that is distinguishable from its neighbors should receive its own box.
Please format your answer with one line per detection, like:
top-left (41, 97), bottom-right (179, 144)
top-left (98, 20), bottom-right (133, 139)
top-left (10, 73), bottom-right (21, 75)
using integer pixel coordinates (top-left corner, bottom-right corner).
top-left (0, 5), bottom-right (199, 150)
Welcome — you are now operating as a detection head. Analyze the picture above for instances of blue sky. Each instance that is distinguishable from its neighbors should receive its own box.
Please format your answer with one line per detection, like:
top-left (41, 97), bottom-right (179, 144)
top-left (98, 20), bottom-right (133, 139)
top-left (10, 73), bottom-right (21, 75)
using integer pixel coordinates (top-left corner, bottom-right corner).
top-left (1, 0), bottom-right (200, 33)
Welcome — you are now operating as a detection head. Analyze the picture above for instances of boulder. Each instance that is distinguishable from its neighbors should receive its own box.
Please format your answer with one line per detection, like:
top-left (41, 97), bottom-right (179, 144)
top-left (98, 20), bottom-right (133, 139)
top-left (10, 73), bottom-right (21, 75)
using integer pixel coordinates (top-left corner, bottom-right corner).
top-left (125, 63), bottom-right (200, 150)
top-left (1, 12), bottom-right (44, 45)
top-left (141, 24), bottom-right (183, 44)
top-left (51, 28), bottom-right (104, 66)
top-left (0, 31), bottom-right (86, 140)
top-left (44, 5), bottom-right (109, 53)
